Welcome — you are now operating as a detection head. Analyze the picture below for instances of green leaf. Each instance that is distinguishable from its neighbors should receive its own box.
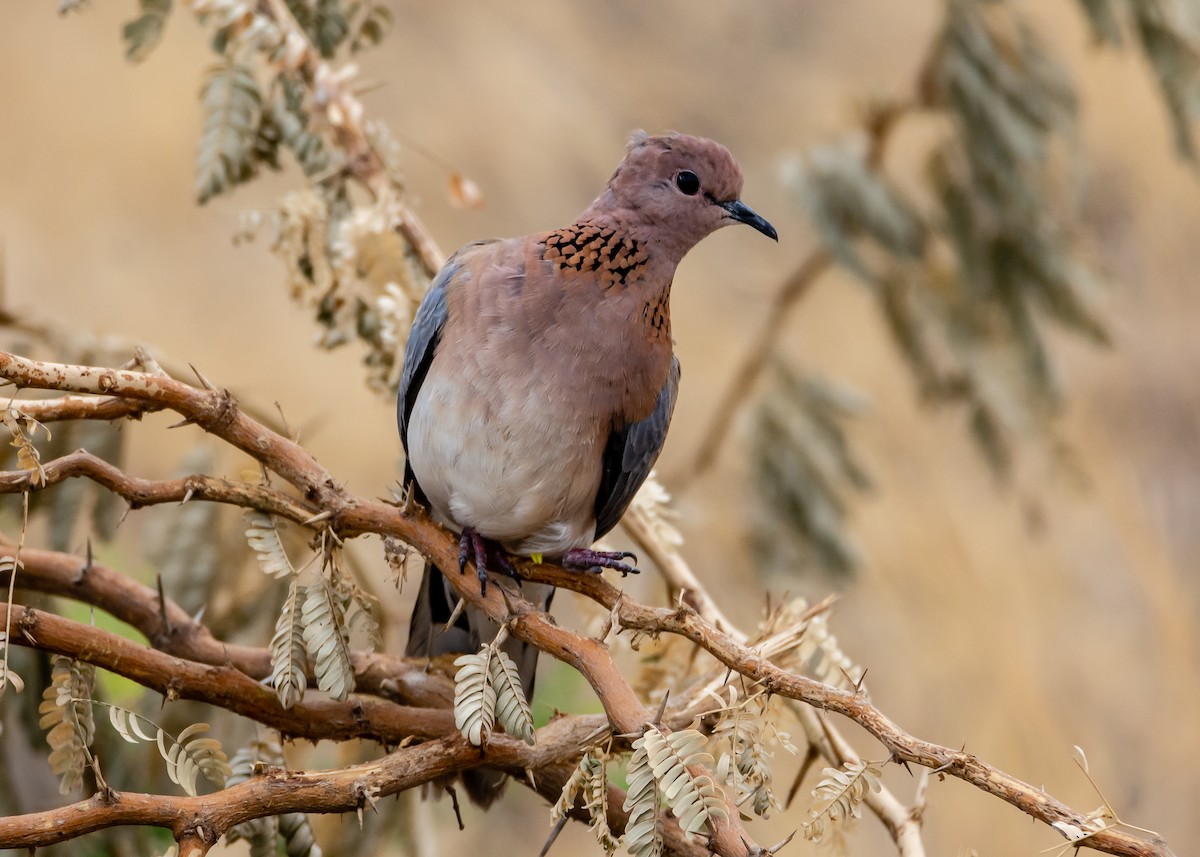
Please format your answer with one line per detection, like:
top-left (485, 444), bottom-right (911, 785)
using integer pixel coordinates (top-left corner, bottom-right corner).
top-left (123, 0), bottom-right (172, 63)
top-left (196, 62), bottom-right (262, 204)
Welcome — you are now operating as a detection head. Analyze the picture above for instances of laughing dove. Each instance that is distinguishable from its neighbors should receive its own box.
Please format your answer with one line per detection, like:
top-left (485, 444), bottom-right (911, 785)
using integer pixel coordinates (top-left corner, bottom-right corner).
top-left (399, 131), bottom-right (776, 804)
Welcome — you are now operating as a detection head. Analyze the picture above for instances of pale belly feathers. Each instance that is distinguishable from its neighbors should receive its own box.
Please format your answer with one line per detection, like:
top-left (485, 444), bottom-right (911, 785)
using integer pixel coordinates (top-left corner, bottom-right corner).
top-left (406, 366), bottom-right (603, 556)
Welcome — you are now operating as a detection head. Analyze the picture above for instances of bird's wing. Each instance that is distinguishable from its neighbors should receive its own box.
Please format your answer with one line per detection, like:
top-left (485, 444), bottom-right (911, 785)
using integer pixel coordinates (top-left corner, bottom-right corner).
top-left (593, 355), bottom-right (680, 540)
top-left (396, 240), bottom-right (498, 463)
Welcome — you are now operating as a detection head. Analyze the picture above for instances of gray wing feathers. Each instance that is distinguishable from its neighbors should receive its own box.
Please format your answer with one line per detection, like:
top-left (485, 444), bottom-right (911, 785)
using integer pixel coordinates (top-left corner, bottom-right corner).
top-left (593, 356), bottom-right (680, 539)
top-left (396, 261), bottom-right (456, 453)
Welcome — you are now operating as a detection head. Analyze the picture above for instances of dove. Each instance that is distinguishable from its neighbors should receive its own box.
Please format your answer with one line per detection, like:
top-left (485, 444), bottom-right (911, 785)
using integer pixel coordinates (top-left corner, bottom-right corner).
top-left (400, 131), bottom-right (776, 805)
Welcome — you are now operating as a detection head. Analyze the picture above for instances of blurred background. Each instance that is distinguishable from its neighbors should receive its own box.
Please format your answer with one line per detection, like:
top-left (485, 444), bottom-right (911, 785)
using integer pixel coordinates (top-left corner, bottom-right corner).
top-left (1, 1), bottom-right (1198, 855)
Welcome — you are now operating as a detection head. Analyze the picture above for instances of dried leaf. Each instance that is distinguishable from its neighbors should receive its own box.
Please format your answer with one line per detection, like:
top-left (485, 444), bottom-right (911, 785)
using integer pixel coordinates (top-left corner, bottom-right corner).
top-left (448, 172), bottom-right (485, 209)
top-left (244, 510), bottom-right (296, 579)
top-left (107, 706), bottom-right (230, 796)
top-left (802, 759), bottom-right (882, 842)
top-left (300, 578), bottom-right (355, 700)
top-left (37, 656), bottom-right (95, 793)
top-left (751, 364), bottom-right (870, 580)
top-left (553, 747), bottom-right (620, 854)
top-left (270, 576), bottom-right (309, 708)
top-left (790, 142), bottom-right (926, 283)
top-left (0, 629), bottom-right (23, 695)
top-left (623, 738), bottom-right (663, 857)
top-left (349, 1), bottom-right (393, 52)
top-left (488, 646), bottom-right (535, 744)
top-left (638, 725), bottom-right (727, 838)
top-left (453, 648), bottom-right (496, 748)
top-left (2, 408), bottom-right (49, 486)
top-left (225, 733), bottom-right (321, 855)
top-left (710, 694), bottom-right (787, 818)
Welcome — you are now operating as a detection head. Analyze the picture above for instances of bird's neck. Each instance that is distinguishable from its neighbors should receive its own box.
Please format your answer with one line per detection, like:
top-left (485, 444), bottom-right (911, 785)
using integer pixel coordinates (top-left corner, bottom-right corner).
top-left (538, 215), bottom-right (676, 364)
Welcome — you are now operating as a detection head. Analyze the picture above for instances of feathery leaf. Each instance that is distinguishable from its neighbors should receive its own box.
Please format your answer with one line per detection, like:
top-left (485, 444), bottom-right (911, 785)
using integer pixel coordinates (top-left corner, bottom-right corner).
top-left (623, 737), bottom-right (663, 857)
top-left (488, 646), bottom-right (535, 744)
top-left (453, 647), bottom-right (496, 748)
top-left (196, 61), bottom-right (262, 203)
top-left (107, 706), bottom-right (230, 796)
top-left (270, 576), bottom-right (309, 708)
top-left (639, 725), bottom-right (727, 837)
top-left (300, 578), bottom-right (355, 700)
top-left (37, 656), bottom-right (95, 794)
top-left (802, 759), bottom-right (882, 842)
top-left (244, 510), bottom-right (296, 579)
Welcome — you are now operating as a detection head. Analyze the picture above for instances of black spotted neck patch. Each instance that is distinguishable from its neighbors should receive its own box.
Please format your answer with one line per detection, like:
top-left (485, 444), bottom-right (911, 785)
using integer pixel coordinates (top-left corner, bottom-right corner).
top-left (542, 222), bottom-right (649, 290)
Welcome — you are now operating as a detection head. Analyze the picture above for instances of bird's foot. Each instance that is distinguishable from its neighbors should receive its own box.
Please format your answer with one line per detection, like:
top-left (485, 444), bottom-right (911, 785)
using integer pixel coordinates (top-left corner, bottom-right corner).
top-left (457, 528), bottom-right (520, 595)
top-left (562, 548), bottom-right (640, 577)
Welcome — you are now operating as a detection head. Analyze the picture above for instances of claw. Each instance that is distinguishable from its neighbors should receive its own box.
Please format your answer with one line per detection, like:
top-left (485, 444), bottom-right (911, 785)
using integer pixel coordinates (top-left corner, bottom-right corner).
top-left (561, 548), bottom-right (641, 578)
top-left (487, 541), bottom-right (521, 581)
top-left (458, 532), bottom-right (472, 575)
top-left (456, 527), bottom-right (522, 595)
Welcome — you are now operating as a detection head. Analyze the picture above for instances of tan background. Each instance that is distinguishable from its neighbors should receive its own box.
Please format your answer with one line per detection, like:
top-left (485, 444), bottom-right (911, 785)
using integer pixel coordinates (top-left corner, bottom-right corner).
top-left (2, 1), bottom-right (1198, 854)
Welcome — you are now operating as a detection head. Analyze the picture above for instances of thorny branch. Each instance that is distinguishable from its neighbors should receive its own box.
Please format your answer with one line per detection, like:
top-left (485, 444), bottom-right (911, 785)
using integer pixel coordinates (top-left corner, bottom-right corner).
top-left (0, 708), bottom-right (706, 857)
top-left (0, 351), bottom-right (1176, 857)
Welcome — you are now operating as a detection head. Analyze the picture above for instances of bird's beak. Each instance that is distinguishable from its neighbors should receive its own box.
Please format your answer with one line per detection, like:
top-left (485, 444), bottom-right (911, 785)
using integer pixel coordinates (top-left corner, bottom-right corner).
top-left (720, 199), bottom-right (778, 241)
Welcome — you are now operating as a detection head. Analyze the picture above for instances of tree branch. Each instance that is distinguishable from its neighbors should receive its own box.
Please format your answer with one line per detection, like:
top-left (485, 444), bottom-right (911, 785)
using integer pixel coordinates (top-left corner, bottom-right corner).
top-left (5, 392), bottom-right (163, 423)
top-left (0, 449), bottom-right (316, 522)
top-left (0, 351), bottom-right (1175, 857)
top-left (0, 617), bottom-right (706, 856)
top-left (3, 602), bottom-right (455, 744)
top-left (1, 544), bottom-right (452, 707)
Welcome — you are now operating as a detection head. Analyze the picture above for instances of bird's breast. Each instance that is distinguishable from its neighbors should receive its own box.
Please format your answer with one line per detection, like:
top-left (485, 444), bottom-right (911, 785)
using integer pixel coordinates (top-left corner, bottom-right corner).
top-left (406, 354), bottom-right (607, 555)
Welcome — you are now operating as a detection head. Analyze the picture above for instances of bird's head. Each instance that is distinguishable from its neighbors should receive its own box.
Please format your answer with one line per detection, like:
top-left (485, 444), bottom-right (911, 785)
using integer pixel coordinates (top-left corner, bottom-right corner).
top-left (588, 131), bottom-right (778, 258)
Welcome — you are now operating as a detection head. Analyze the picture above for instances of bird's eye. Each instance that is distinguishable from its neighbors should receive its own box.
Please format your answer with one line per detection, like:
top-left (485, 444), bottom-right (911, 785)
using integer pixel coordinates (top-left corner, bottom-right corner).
top-left (674, 170), bottom-right (701, 196)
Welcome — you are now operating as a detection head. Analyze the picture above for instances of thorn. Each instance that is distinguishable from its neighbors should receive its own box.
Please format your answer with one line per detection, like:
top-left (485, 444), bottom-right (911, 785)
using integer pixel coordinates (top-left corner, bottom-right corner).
top-left (74, 538), bottom-right (93, 583)
top-left (445, 783), bottom-right (465, 831)
top-left (180, 487), bottom-right (194, 505)
top-left (765, 830), bottom-right (797, 855)
top-left (785, 744), bottom-right (819, 809)
top-left (274, 400), bottom-right (296, 441)
top-left (852, 667), bottom-right (869, 695)
top-left (496, 583), bottom-right (521, 622)
top-left (189, 363), bottom-right (215, 391)
top-left (442, 597), bottom-right (466, 633)
top-left (167, 416), bottom-right (200, 429)
top-left (156, 574), bottom-right (172, 637)
top-left (192, 604), bottom-right (207, 625)
top-left (302, 510), bottom-right (333, 526)
top-left (651, 688), bottom-right (670, 726)
top-left (538, 816), bottom-right (569, 857)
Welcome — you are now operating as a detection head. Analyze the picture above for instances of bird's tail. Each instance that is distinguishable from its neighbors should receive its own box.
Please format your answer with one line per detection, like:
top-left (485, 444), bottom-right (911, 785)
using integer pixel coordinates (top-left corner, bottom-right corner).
top-left (406, 560), bottom-right (549, 807)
